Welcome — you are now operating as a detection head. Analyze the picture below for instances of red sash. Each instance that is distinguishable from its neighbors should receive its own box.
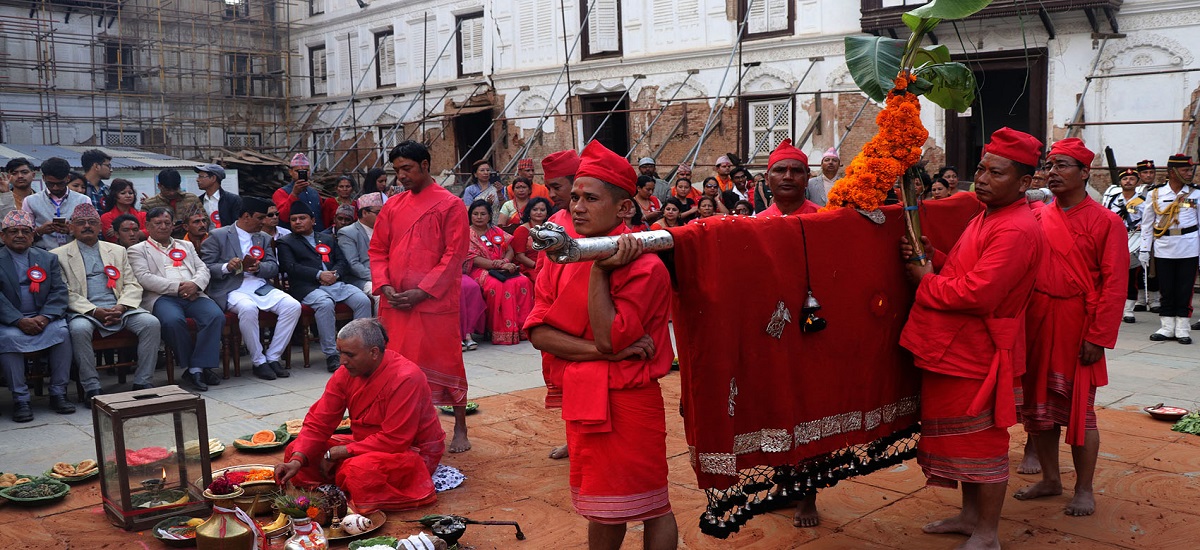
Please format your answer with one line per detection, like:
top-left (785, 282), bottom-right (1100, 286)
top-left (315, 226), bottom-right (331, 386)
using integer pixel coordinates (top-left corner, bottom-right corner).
top-left (1039, 204), bottom-right (1102, 446)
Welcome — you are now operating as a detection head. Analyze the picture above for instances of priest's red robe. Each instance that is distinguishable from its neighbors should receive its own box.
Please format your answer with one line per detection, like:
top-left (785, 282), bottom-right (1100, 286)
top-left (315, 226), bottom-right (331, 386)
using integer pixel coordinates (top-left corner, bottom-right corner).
top-left (284, 350), bottom-right (445, 513)
top-left (531, 208), bottom-right (579, 409)
top-left (370, 183), bottom-right (469, 406)
top-left (1022, 197), bottom-right (1127, 446)
top-left (524, 224), bottom-right (675, 524)
top-left (900, 199), bottom-right (1044, 487)
top-left (758, 199), bottom-right (819, 217)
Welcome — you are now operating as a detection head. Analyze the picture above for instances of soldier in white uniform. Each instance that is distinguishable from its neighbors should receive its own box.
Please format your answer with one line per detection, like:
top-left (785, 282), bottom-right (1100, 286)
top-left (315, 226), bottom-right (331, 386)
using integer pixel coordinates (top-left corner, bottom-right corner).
top-left (1139, 154), bottom-right (1200, 344)
top-left (1103, 168), bottom-right (1145, 323)
top-left (1133, 159), bottom-right (1161, 311)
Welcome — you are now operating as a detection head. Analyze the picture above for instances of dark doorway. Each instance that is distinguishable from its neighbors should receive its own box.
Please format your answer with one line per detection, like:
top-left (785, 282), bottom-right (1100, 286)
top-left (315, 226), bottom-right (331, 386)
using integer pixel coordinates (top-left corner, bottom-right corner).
top-left (581, 93), bottom-right (630, 155)
top-left (454, 109), bottom-right (493, 175)
top-left (945, 49), bottom-right (1048, 182)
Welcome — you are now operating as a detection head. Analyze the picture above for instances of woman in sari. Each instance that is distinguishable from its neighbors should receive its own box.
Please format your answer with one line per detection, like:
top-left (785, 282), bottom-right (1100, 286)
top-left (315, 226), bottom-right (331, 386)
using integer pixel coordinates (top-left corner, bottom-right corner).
top-left (634, 175), bottom-right (663, 225)
top-left (465, 200), bottom-right (534, 345)
top-left (691, 196), bottom-right (719, 223)
top-left (322, 175), bottom-right (357, 226)
top-left (650, 198), bottom-right (685, 230)
top-left (701, 176), bottom-right (731, 214)
top-left (100, 179), bottom-right (147, 242)
top-left (512, 197), bottom-right (551, 282)
top-left (498, 177), bottom-right (533, 227)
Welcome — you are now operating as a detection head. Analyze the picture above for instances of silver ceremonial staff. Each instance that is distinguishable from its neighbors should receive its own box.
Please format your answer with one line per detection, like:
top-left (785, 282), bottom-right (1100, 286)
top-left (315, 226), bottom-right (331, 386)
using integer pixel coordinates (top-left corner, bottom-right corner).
top-left (530, 222), bottom-right (675, 263)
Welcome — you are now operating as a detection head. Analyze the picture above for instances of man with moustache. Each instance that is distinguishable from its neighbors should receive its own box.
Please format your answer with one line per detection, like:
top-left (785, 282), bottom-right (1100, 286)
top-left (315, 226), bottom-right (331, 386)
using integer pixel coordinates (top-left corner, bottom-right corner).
top-left (1139, 154), bottom-right (1200, 343)
top-left (806, 148), bottom-right (840, 207)
top-left (2, 158), bottom-right (38, 213)
top-left (758, 139), bottom-right (820, 216)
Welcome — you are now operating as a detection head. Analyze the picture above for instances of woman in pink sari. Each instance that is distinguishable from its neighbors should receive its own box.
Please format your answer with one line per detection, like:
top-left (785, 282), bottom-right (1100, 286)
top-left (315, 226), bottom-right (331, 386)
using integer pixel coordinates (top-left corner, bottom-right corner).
top-left (465, 200), bottom-right (534, 345)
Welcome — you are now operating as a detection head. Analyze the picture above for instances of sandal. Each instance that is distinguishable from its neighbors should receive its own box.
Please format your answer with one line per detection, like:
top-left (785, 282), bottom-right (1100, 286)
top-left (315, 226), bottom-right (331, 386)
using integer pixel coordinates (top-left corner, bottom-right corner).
top-left (466, 339), bottom-right (478, 351)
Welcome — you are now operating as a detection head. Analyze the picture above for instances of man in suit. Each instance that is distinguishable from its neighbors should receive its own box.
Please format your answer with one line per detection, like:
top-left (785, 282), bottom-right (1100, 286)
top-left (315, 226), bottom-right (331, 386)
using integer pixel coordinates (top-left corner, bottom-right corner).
top-left (337, 192), bottom-right (382, 292)
top-left (194, 163), bottom-right (242, 230)
top-left (53, 203), bottom-right (162, 405)
top-left (200, 196), bottom-right (300, 380)
top-left (0, 210), bottom-right (75, 421)
top-left (129, 207), bottom-right (225, 392)
top-left (278, 201), bottom-right (372, 372)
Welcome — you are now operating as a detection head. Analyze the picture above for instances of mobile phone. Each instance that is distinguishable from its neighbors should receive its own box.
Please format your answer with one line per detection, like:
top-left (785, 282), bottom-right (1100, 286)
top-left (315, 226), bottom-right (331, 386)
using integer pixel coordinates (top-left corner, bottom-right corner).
top-left (297, 169), bottom-right (309, 181)
top-left (53, 217), bottom-right (66, 224)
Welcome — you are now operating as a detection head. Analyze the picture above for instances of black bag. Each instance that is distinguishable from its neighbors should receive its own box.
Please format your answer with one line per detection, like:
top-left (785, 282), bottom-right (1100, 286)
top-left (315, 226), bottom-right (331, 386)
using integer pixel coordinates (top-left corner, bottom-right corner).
top-left (488, 269), bottom-right (518, 282)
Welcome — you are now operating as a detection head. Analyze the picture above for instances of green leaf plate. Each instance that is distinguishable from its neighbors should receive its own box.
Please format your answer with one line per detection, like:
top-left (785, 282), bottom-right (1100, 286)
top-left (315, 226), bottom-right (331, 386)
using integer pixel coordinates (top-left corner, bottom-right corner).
top-left (0, 477), bottom-right (69, 505)
top-left (233, 428), bottom-right (289, 452)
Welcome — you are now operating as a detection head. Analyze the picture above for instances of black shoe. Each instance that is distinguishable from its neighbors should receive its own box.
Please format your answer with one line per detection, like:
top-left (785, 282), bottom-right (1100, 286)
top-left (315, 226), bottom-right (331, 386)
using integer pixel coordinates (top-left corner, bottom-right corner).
top-left (12, 402), bottom-right (33, 423)
top-left (183, 372), bottom-right (208, 392)
top-left (269, 360), bottom-right (289, 378)
top-left (201, 369), bottom-right (222, 386)
top-left (49, 395), bottom-right (76, 414)
top-left (1150, 305), bottom-right (1162, 313)
top-left (83, 389), bottom-right (101, 409)
top-left (1150, 333), bottom-right (1172, 341)
top-left (1180, 337), bottom-right (1193, 345)
top-left (326, 355), bottom-right (341, 373)
top-left (252, 363), bottom-right (277, 380)
top-left (132, 383), bottom-right (154, 391)
top-left (1133, 304), bottom-right (1148, 312)
top-left (1193, 321), bottom-right (1200, 331)
top-left (1123, 315), bottom-right (1136, 323)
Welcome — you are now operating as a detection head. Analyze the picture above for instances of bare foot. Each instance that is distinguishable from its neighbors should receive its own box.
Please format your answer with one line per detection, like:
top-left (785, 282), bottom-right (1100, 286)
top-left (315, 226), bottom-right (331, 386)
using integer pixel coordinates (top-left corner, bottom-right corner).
top-left (954, 533), bottom-right (1001, 550)
top-left (548, 444), bottom-right (569, 460)
top-left (1065, 490), bottom-right (1096, 516)
top-left (922, 514), bottom-right (975, 536)
top-left (448, 429), bottom-right (471, 453)
top-left (792, 494), bottom-right (819, 528)
top-left (1012, 480), bottom-right (1063, 501)
top-left (1017, 443), bottom-right (1041, 475)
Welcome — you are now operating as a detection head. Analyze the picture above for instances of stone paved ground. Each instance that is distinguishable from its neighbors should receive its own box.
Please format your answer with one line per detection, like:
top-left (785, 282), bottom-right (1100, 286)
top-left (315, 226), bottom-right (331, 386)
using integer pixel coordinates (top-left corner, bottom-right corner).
top-left (0, 305), bottom-right (1197, 548)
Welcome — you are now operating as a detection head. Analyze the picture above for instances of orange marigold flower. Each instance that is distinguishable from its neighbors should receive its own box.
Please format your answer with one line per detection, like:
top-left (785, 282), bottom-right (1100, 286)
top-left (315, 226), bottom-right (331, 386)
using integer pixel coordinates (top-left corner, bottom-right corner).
top-left (306, 506), bottom-right (319, 519)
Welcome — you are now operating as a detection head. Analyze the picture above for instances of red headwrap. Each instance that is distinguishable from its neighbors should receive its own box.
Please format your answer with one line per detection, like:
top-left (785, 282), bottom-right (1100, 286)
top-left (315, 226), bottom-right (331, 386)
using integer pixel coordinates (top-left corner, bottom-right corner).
top-left (983, 127), bottom-right (1043, 167)
top-left (541, 149), bottom-right (580, 181)
top-left (576, 140), bottom-right (638, 196)
top-left (767, 138), bottom-right (808, 169)
top-left (1047, 137), bottom-right (1095, 167)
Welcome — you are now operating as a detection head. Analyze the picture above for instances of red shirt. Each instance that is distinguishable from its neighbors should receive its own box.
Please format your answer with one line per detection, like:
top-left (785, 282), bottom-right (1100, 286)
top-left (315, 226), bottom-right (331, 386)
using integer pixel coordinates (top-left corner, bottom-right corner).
top-left (369, 184), bottom-right (468, 313)
top-left (757, 200), bottom-right (820, 217)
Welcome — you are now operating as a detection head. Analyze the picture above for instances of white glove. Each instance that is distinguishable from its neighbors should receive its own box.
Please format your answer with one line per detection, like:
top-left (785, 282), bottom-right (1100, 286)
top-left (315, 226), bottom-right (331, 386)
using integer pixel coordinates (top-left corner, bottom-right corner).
top-left (1139, 251), bottom-right (1150, 266)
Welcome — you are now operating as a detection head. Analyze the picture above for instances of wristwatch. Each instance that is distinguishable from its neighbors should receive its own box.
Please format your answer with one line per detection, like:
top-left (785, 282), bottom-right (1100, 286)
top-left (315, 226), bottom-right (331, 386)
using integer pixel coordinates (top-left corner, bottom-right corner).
top-left (323, 449), bottom-right (333, 461)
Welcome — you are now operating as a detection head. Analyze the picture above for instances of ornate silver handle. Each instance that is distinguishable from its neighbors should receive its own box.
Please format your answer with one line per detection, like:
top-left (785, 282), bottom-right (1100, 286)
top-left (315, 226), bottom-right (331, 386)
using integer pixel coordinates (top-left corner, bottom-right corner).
top-left (530, 222), bottom-right (676, 263)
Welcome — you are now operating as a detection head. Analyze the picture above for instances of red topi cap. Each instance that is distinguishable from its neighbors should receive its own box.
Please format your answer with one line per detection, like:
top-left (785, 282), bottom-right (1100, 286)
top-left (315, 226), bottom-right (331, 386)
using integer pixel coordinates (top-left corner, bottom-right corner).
top-left (576, 140), bottom-right (638, 196)
top-left (541, 150), bottom-right (580, 181)
top-left (767, 138), bottom-right (809, 170)
top-left (1047, 137), bottom-right (1095, 167)
top-left (983, 127), bottom-right (1043, 168)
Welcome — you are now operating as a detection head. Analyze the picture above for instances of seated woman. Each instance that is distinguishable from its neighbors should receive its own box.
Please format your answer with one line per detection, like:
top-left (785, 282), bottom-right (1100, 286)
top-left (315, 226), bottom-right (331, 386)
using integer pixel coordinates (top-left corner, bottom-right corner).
top-left (323, 175), bottom-right (357, 226)
top-left (692, 196), bottom-right (719, 223)
top-left (498, 177), bottom-right (534, 227)
top-left (263, 204), bottom-right (291, 242)
top-left (67, 172), bottom-right (88, 195)
top-left (459, 273), bottom-right (486, 352)
top-left (650, 198), bottom-right (685, 230)
top-left (930, 178), bottom-right (951, 200)
top-left (634, 175), bottom-right (663, 225)
top-left (701, 177), bottom-right (731, 215)
top-left (624, 200), bottom-right (650, 232)
top-left (732, 200), bottom-right (753, 216)
top-left (465, 200), bottom-right (534, 345)
top-left (512, 197), bottom-right (552, 282)
top-left (100, 178), bottom-right (147, 242)
top-left (673, 178), bottom-right (699, 223)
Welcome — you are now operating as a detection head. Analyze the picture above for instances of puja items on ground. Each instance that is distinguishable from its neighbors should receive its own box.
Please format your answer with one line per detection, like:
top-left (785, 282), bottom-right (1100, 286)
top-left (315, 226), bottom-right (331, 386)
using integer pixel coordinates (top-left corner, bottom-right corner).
top-left (196, 477), bottom-right (259, 550)
top-left (50, 459), bottom-right (98, 478)
top-left (414, 514), bottom-right (525, 546)
top-left (0, 472), bottom-right (34, 488)
top-left (274, 491), bottom-right (329, 550)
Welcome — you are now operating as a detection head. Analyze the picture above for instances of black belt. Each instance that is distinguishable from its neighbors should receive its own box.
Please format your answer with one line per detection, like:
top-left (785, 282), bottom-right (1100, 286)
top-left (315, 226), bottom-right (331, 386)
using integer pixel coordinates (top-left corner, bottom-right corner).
top-left (1165, 225), bottom-right (1198, 236)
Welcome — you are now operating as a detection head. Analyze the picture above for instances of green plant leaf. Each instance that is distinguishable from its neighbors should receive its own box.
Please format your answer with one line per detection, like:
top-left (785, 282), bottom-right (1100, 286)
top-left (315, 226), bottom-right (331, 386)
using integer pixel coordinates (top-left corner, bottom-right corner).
top-left (901, 13), bottom-right (942, 34)
top-left (909, 77), bottom-right (934, 96)
top-left (915, 62), bottom-right (977, 113)
top-left (844, 35), bottom-right (905, 103)
top-left (906, 0), bottom-right (992, 22)
top-left (910, 45), bottom-right (951, 69)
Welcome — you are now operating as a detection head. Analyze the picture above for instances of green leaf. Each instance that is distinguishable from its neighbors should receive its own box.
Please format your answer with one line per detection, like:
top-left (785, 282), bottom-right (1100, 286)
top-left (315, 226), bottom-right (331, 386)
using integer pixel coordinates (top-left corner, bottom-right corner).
top-left (910, 45), bottom-right (951, 69)
top-left (915, 62), bottom-right (977, 113)
top-left (908, 77), bottom-right (934, 96)
top-left (906, 0), bottom-right (992, 22)
top-left (900, 13), bottom-right (942, 34)
top-left (844, 35), bottom-right (905, 103)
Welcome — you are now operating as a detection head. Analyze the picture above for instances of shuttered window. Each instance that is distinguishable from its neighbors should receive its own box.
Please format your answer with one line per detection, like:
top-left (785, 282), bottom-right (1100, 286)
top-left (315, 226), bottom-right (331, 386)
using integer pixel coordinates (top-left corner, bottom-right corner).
top-left (376, 30), bottom-right (396, 87)
top-left (746, 97), bottom-right (793, 162)
top-left (517, 0), bottom-right (555, 66)
top-left (582, 0), bottom-right (621, 59)
top-left (309, 45), bottom-right (327, 97)
top-left (742, 0), bottom-right (792, 38)
top-left (457, 13), bottom-right (484, 77)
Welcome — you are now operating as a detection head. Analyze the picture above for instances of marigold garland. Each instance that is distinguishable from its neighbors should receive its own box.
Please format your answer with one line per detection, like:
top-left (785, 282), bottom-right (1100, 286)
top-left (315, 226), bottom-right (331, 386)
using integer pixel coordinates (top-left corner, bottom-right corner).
top-left (823, 75), bottom-right (928, 212)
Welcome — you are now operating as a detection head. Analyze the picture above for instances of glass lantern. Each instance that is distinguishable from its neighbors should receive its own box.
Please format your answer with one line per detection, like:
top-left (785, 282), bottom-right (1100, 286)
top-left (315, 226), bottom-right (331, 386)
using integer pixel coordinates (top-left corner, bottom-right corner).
top-left (92, 386), bottom-right (214, 530)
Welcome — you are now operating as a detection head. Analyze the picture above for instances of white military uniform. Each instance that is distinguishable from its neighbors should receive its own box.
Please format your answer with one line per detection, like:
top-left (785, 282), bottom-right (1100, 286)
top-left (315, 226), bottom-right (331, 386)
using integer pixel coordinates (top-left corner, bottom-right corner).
top-left (1139, 181), bottom-right (1200, 341)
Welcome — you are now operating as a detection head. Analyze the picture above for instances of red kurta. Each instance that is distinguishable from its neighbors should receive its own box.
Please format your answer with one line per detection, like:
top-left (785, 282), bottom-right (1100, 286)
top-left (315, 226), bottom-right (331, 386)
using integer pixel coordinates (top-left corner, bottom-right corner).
top-left (370, 184), bottom-right (470, 406)
top-left (524, 224), bottom-right (675, 524)
top-left (758, 200), bottom-right (820, 217)
top-left (900, 199), bottom-right (1045, 487)
top-left (1022, 197), bottom-right (1127, 446)
top-left (284, 350), bottom-right (445, 513)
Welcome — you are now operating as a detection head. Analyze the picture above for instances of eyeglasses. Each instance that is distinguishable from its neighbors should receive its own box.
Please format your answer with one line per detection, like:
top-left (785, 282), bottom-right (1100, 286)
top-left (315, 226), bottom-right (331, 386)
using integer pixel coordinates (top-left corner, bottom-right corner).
top-left (1041, 161), bottom-right (1082, 172)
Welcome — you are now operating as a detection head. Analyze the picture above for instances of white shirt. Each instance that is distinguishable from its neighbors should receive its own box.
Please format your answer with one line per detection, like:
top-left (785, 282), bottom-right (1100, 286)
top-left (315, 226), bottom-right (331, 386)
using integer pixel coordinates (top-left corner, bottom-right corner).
top-left (201, 189), bottom-right (221, 219)
top-left (233, 225), bottom-right (268, 293)
top-left (145, 238), bottom-right (195, 281)
top-left (1140, 183), bottom-right (1200, 259)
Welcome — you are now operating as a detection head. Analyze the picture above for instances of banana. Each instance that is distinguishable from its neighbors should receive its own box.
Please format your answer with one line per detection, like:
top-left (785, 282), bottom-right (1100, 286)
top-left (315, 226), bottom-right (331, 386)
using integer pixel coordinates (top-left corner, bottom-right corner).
top-left (263, 513), bottom-right (289, 531)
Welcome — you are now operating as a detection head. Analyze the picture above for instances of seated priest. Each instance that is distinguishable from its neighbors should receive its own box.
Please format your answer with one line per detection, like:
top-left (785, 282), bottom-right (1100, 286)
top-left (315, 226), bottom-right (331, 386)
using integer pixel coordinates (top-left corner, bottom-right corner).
top-left (53, 203), bottom-right (162, 405)
top-left (0, 211), bottom-right (75, 422)
top-left (128, 207), bottom-right (226, 392)
top-left (277, 201), bottom-right (373, 372)
top-left (336, 192), bottom-right (383, 293)
top-left (274, 318), bottom-right (445, 513)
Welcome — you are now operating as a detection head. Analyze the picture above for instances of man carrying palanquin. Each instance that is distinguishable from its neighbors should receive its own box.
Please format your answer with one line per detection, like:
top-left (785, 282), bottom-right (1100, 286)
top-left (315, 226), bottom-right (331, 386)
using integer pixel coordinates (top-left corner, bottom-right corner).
top-left (1013, 138), bottom-right (1127, 517)
top-left (369, 141), bottom-right (471, 453)
top-left (526, 140), bottom-right (677, 550)
top-left (758, 139), bottom-right (820, 217)
top-left (274, 319), bottom-right (445, 513)
top-left (899, 127), bottom-right (1046, 550)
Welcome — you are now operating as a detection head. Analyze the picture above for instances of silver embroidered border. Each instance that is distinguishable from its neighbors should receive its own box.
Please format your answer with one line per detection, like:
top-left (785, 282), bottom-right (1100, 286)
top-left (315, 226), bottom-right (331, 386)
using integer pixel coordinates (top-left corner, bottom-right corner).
top-left (695, 395), bottom-right (920, 477)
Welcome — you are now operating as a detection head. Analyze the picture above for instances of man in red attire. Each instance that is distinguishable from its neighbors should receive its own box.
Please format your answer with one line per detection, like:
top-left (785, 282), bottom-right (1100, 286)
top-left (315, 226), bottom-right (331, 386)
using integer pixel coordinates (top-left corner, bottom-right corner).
top-left (758, 139), bottom-right (820, 216)
top-left (526, 140), bottom-right (678, 550)
top-left (369, 141), bottom-right (472, 453)
top-left (1013, 138), bottom-right (1127, 516)
top-left (899, 127), bottom-right (1046, 550)
top-left (275, 319), bottom-right (445, 513)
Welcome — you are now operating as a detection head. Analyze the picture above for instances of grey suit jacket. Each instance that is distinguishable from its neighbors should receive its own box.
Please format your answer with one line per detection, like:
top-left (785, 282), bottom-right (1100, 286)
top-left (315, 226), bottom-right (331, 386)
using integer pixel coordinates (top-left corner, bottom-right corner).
top-left (0, 246), bottom-right (68, 325)
top-left (336, 222), bottom-right (372, 289)
top-left (199, 225), bottom-right (280, 310)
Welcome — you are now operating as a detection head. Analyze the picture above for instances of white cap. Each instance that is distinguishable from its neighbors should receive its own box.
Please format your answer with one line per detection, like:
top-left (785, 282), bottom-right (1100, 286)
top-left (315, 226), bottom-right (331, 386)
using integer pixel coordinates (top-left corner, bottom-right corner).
top-left (637, 157), bottom-right (656, 166)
